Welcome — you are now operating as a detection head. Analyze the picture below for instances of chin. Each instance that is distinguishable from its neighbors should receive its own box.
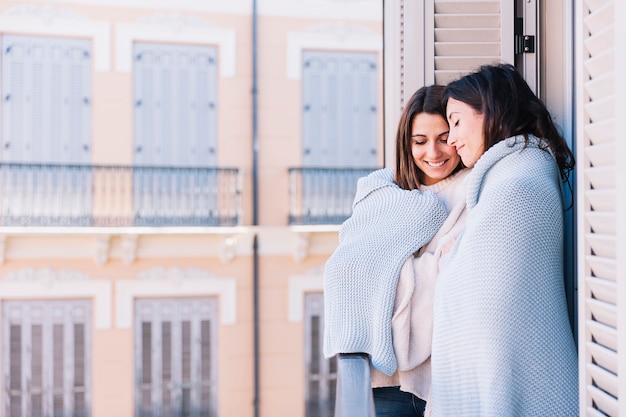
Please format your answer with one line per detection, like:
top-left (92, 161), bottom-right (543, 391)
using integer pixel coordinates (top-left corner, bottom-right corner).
top-left (460, 157), bottom-right (474, 168)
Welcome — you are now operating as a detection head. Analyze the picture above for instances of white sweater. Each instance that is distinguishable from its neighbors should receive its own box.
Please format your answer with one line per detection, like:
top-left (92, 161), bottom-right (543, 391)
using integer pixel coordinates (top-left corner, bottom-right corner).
top-left (371, 168), bottom-right (469, 405)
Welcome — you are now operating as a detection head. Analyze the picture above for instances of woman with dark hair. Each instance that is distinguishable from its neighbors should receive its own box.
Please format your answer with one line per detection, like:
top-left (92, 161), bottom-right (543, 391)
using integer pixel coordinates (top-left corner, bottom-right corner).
top-left (430, 63), bottom-right (578, 416)
top-left (324, 85), bottom-right (468, 417)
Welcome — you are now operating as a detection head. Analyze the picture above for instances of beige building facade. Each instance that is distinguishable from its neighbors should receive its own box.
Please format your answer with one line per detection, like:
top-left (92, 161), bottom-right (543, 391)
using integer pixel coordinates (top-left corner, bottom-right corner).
top-left (1, 0), bottom-right (625, 416)
top-left (0, 0), bottom-right (382, 416)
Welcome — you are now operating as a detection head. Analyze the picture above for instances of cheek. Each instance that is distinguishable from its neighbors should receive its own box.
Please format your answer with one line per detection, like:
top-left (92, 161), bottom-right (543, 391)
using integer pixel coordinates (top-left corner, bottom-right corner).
top-left (411, 145), bottom-right (421, 160)
top-left (466, 127), bottom-right (482, 150)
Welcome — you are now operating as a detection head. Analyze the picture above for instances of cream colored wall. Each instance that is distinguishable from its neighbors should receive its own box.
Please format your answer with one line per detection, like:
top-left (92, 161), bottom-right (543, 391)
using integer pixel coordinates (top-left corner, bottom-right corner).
top-left (257, 252), bottom-right (330, 416)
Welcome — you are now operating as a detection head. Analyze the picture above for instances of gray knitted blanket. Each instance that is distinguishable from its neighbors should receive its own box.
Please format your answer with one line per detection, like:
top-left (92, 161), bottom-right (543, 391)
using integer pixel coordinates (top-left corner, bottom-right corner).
top-left (430, 136), bottom-right (579, 416)
top-left (323, 168), bottom-right (447, 375)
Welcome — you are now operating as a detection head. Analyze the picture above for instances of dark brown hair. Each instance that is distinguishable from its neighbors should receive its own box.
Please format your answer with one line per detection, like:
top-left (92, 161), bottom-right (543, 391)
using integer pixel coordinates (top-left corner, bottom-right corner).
top-left (394, 85), bottom-right (462, 189)
top-left (442, 63), bottom-right (575, 179)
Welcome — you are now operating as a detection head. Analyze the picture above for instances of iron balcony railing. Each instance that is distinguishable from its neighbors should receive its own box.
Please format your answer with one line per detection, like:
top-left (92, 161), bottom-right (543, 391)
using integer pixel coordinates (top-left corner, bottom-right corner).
top-left (334, 353), bottom-right (375, 417)
top-left (0, 162), bottom-right (242, 227)
top-left (288, 167), bottom-right (378, 225)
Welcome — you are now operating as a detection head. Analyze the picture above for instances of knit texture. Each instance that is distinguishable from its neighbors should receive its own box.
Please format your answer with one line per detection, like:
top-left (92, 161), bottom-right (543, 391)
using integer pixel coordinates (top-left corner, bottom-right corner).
top-left (323, 168), bottom-right (447, 375)
top-left (430, 136), bottom-right (579, 416)
top-left (371, 168), bottom-right (469, 406)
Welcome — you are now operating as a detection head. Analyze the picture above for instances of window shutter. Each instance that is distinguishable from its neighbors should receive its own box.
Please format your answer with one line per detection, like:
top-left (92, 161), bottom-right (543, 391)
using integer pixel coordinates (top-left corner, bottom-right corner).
top-left (31, 324), bottom-right (43, 416)
top-left (302, 51), bottom-right (378, 168)
top-left (8, 324), bottom-right (22, 416)
top-left (134, 298), bottom-right (218, 417)
top-left (1, 300), bottom-right (92, 417)
top-left (430, 1), bottom-right (513, 85)
top-left (304, 293), bottom-right (337, 417)
top-left (1, 35), bottom-right (92, 164)
top-left (200, 319), bottom-right (212, 416)
top-left (577, 0), bottom-right (625, 415)
top-left (52, 323), bottom-right (64, 416)
top-left (133, 43), bottom-right (218, 167)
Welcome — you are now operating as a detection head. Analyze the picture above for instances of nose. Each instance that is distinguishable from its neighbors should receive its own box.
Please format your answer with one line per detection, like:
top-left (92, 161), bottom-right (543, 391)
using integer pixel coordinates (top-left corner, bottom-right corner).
top-left (426, 142), bottom-right (441, 158)
top-left (447, 130), bottom-right (458, 146)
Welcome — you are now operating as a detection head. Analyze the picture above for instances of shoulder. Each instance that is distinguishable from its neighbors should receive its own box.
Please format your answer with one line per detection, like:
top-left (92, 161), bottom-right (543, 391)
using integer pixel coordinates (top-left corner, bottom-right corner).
top-left (486, 146), bottom-right (559, 193)
top-left (479, 168), bottom-right (562, 237)
top-left (471, 146), bottom-right (562, 219)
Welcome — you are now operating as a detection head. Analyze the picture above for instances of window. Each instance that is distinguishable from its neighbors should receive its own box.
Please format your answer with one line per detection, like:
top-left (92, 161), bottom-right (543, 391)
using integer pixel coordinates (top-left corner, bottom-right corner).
top-left (1, 300), bottom-right (92, 417)
top-left (297, 50), bottom-right (379, 224)
top-left (132, 42), bottom-right (220, 226)
top-left (1, 34), bottom-right (92, 164)
top-left (301, 50), bottom-right (378, 168)
top-left (0, 34), bottom-right (92, 226)
top-left (134, 297), bottom-right (218, 417)
top-left (304, 293), bottom-right (336, 417)
top-left (133, 42), bottom-right (217, 167)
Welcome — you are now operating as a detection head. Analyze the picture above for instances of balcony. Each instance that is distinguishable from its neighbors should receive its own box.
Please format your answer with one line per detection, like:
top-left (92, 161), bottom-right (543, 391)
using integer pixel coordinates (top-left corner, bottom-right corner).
top-left (288, 167), bottom-right (377, 225)
top-left (0, 163), bottom-right (242, 227)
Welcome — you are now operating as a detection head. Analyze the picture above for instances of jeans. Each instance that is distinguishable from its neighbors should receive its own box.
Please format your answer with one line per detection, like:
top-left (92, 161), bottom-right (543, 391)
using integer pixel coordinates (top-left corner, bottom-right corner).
top-left (372, 386), bottom-right (426, 417)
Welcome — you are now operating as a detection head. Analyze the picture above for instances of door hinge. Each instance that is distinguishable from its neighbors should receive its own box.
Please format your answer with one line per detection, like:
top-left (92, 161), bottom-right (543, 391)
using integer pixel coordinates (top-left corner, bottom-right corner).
top-left (514, 17), bottom-right (535, 54)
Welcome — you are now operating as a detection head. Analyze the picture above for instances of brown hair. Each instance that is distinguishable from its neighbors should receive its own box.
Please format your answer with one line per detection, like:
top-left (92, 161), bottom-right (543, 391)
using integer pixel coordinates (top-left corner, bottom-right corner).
top-left (394, 85), bottom-right (462, 189)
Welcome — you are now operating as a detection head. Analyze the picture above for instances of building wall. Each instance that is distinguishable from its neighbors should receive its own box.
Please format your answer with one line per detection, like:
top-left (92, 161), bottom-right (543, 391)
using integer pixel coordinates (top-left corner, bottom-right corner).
top-left (0, 1), bottom-right (383, 416)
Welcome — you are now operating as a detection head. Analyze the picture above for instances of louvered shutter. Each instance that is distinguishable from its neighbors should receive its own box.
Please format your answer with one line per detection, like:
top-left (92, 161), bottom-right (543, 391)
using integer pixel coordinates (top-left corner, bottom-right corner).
top-left (134, 298), bottom-right (218, 417)
top-left (577, 0), bottom-right (625, 415)
top-left (304, 293), bottom-right (337, 417)
top-left (430, 1), bottom-right (513, 85)
top-left (1, 35), bottom-right (91, 163)
top-left (1, 300), bottom-right (92, 417)
top-left (133, 43), bottom-right (218, 167)
top-left (302, 51), bottom-right (378, 168)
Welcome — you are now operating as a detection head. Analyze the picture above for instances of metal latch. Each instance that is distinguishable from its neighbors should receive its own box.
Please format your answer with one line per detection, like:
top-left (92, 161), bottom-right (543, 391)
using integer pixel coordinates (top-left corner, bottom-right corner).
top-left (515, 17), bottom-right (536, 54)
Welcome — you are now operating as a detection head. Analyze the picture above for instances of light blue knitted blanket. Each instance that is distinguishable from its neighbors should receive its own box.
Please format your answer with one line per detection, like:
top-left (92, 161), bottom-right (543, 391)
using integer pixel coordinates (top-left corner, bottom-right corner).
top-left (323, 168), bottom-right (447, 375)
top-left (431, 136), bottom-right (579, 416)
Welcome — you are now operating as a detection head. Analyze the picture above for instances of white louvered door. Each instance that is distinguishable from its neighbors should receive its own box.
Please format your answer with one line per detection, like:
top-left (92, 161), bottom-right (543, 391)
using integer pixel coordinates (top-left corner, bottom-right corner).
top-left (1, 300), bottom-right (92, 417)
top-left (134, 298), bottom-right (218, 417)
top-left (577, 0), bottom-right (625, 415)
top-left (0, 35), bottom-right (93, 225)
top-left (304, 293), bottom-right (336, 417)
top-left (132, 43), bottom-right (219, 225)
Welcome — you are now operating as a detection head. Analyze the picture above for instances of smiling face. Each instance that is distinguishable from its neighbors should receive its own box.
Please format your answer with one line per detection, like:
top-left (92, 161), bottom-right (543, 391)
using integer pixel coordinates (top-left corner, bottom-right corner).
top-left (446, 97), bottom-right (485, 168)
top-left (411, 112), bottom-right (461, 186)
